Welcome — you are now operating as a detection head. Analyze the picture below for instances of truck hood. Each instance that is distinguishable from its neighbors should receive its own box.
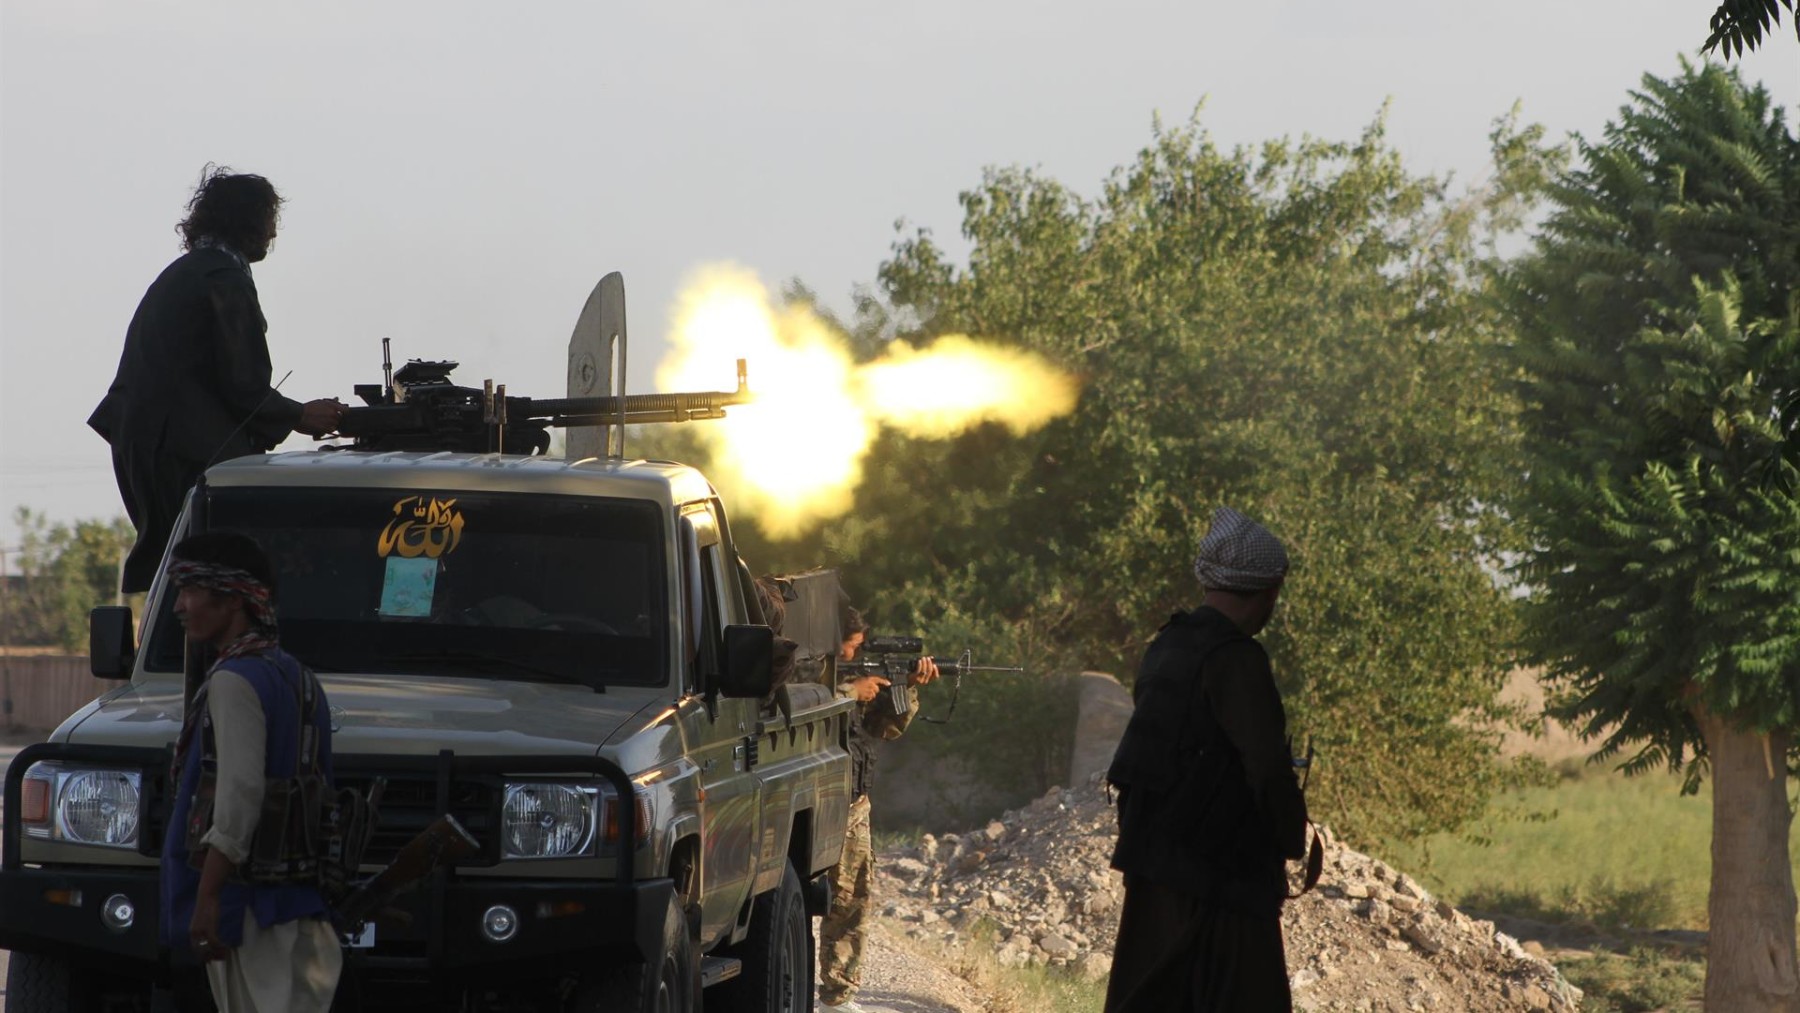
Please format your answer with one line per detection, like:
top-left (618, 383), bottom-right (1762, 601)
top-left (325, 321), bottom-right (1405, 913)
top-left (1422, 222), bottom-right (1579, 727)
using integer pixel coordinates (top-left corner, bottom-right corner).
top-left (63, 675), bottom-right (670, 757)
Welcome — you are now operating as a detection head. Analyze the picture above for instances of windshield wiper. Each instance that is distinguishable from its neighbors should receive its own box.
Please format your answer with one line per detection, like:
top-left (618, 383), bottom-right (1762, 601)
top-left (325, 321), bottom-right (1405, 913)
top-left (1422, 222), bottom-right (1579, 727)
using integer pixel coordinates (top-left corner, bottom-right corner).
top-left (379, 649), bottom-right (607, 692)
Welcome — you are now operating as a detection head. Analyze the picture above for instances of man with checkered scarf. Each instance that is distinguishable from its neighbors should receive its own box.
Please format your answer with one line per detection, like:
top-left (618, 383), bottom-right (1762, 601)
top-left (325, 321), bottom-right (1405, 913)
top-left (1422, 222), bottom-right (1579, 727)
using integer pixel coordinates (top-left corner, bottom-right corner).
top-left (159, 531), bottom-right (342, 1012)
top-left (1103, 508), bottom-right (1310, 1012)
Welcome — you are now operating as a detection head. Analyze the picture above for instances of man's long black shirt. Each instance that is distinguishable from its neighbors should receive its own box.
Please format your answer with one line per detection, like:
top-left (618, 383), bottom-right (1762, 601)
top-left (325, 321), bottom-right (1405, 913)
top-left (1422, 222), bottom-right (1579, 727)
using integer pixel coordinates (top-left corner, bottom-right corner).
top-left (1107, 606), bottom-right (1307, 913)
top-left (89, 247), bottom-right (302, 462)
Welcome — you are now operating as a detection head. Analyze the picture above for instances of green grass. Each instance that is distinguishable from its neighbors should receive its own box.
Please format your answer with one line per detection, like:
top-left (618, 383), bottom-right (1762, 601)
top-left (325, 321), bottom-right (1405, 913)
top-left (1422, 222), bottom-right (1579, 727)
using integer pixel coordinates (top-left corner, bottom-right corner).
top-left (956, 918), bottom-right (1108, 1013)
top-left (1381, 766), bottom-right (1738, 929)
top-left (1556, 948), bottom-right (1705, 1012)
top-left (983, 961), bottom-right (1109, 1013)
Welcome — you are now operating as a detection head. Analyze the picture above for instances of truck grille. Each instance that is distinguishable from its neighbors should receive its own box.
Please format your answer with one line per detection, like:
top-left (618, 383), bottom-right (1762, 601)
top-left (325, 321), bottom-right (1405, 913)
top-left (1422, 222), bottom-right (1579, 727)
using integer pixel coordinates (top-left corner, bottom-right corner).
top-left (334, 770), bottom-right (500, 866)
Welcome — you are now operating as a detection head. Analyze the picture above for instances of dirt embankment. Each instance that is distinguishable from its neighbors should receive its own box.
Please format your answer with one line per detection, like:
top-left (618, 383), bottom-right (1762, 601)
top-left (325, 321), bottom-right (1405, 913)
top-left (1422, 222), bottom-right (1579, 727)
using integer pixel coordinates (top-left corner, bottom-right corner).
top-left (875, 776), bottom-right (1584, 1013)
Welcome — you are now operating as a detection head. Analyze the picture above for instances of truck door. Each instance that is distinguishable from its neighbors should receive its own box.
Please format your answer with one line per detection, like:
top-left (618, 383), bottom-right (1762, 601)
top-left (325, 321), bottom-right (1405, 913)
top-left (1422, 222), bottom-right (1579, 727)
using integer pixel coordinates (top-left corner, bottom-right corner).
top-left (676, 505), bottom-right (761, 946)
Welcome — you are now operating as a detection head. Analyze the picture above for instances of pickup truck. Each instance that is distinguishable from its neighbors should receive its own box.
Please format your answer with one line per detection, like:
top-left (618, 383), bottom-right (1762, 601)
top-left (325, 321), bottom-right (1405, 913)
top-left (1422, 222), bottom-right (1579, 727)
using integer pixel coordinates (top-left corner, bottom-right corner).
top-left (0, 448), bottom-right (855, 1012)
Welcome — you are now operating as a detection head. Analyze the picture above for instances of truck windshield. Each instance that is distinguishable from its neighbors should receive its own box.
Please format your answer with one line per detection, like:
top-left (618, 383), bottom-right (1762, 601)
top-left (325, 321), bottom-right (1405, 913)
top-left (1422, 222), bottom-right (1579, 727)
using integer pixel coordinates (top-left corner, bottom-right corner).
top-left (143, 488), bottom-right (668, 689)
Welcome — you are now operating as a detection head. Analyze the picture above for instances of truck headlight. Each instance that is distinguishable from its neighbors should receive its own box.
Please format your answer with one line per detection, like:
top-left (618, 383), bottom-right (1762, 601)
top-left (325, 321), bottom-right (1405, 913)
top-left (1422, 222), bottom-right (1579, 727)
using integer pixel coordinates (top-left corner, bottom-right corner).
top-left (501, 784), bottom-right (596, 859)
top-left (23, 763), bottom-right (142, 848)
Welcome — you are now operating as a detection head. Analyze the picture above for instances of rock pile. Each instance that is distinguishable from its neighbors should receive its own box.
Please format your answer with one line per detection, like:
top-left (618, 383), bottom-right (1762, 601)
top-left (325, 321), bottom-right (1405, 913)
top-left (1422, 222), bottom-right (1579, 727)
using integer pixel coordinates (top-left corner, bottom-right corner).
top-left (875, 775), bottom-right (1583, 1012)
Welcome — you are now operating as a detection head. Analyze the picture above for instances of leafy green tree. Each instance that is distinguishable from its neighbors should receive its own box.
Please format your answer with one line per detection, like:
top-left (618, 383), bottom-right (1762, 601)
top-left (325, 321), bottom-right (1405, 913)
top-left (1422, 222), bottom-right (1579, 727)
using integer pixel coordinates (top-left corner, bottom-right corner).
top-left (1, 508), bottom-right (135, 651)
top-left (685, 107), bottom-right (1562, 848)
top-left (1504, 62), bottom-right (1800, 1009)
top-left (1704, 0), bottom-right (1798, 58)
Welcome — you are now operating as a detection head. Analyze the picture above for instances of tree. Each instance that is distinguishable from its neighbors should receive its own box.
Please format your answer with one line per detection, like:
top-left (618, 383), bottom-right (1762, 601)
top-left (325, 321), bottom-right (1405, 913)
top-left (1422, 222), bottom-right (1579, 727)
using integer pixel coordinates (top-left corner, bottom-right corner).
top-left (0, 508), bottom-right (135, 651)
top-left (741, 107), bottom-right (1563, 848)
top-left (1504, 61), bottom-right (1800, 1009)
top-left (1704, 0), bottom-right (1798, 58)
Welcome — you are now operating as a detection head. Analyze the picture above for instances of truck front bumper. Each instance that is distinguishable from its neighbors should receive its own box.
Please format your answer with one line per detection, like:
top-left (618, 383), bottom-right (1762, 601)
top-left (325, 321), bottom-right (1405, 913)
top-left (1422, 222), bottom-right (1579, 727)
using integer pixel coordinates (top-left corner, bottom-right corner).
top-left (0, 865), bottom-right (674, 978)
top-left (352, 875), bottom-right (676, 978)
top-left (0, 866), bottom-right (164, 971)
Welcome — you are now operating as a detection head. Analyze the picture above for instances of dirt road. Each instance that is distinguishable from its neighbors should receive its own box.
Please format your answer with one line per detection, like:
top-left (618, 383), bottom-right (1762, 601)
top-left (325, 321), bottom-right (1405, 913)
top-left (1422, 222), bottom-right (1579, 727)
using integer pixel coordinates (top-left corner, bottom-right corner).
top-left (837, 921), bottom-right (990, 1013)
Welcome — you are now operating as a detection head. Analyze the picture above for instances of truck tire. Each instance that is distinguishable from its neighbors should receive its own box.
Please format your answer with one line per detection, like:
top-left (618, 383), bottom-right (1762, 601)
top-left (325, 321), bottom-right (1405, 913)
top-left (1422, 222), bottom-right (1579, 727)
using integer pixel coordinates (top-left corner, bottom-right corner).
top-left (570, 891), bottom-right (697, 1013)
top-left (712, 861), bottom-right (813, 1013)
top-left (5, 951), bottom-right (98, 1012)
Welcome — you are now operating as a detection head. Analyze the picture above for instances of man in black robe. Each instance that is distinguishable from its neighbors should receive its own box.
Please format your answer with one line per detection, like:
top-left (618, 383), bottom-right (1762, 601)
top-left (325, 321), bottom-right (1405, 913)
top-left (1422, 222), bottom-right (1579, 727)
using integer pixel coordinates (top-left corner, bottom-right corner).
top-left (89, 168), bottom-right (344, 592)
top-left (1104, 506), bottom-right (1309, 1012)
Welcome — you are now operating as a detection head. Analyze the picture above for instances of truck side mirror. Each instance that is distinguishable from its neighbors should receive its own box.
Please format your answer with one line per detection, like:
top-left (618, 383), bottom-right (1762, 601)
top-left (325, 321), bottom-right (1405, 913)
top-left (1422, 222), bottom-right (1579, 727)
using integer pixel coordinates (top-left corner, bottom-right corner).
top-left (90, 606), bottom-right (136, 679)
top-left (718, 625), bottom-right (774, 699)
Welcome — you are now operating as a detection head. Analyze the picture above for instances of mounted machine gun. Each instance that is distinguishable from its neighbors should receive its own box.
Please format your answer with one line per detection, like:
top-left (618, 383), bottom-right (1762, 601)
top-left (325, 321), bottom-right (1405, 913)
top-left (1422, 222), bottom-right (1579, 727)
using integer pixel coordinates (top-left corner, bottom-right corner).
top-left (333, 342), bottom-right (751, 456)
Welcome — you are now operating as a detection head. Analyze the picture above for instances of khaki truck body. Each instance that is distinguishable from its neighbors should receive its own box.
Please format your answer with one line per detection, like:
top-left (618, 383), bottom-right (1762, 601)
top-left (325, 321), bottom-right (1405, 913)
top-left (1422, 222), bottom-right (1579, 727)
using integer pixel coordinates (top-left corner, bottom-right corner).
top-left (0, 450), bottom-right (854, 1012)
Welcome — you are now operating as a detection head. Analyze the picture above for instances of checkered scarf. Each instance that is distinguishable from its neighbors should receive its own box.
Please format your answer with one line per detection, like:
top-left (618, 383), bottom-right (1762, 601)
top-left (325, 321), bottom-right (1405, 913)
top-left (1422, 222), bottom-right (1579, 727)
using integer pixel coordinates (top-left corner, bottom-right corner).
top-left (168, 559), bottom-right (283, 779)
top-left (167, 559), bottom-right (279, 650)
top-left (1193, 507), bottom-right (1289, 592)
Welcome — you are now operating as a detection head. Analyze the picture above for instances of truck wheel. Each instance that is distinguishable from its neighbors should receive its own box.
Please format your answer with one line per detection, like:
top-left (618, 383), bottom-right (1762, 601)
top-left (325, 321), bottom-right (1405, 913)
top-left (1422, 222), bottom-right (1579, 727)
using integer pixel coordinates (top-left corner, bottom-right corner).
top-left (5, 952), bottom-right (98, 1012)
top-left (712, 861), bottom-right (813, 1013)
top-left (571, 891), bottom-right (697, 1013)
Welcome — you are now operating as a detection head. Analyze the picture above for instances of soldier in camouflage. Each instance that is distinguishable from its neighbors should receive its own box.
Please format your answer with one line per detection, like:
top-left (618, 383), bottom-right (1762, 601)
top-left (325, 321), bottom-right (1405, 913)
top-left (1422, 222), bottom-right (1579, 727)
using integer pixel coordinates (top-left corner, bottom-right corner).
top-left (818, 605), bottom-right (938, 1013)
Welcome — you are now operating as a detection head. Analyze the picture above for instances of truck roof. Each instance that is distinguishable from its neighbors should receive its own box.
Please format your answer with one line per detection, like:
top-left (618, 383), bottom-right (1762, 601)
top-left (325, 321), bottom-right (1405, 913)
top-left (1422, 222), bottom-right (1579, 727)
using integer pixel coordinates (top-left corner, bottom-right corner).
top-left (206, 450), bottom-right (720, 505)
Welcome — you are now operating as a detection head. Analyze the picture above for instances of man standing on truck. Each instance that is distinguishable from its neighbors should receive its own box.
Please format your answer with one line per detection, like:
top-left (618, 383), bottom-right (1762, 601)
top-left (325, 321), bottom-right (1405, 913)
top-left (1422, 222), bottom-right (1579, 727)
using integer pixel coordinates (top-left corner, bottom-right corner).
top-left (89, 167), bottom-right (345, 592)
top-left (818, 603), bottom-right (939, 1013)
top-left (1103, 507), bottom-right (1309, 1012)
top-left (161, 531), bottom-right (343, 1012)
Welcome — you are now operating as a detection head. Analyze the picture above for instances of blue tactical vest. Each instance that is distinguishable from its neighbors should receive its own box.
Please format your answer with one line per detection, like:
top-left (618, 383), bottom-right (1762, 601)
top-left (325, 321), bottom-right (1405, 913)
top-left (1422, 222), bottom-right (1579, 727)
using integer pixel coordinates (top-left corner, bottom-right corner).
top-left (160, 647), bottom-right (334, 955)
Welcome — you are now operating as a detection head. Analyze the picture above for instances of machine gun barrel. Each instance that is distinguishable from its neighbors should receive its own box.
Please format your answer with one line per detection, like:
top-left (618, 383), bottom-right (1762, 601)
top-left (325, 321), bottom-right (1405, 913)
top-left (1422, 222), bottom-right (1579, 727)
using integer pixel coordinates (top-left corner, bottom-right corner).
top-left (525, 386), bottom-right (750, 426)
top-left (527, 357), bottom-right (751, 425)
top-left (332, 357), bottom-right (752, 454)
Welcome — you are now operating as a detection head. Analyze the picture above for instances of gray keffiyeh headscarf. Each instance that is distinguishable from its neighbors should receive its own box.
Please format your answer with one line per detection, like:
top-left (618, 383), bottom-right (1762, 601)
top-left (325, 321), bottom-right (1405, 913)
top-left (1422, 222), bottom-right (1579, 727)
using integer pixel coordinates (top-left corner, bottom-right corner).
top-left (1193, 507), bottom-right (1289, 591)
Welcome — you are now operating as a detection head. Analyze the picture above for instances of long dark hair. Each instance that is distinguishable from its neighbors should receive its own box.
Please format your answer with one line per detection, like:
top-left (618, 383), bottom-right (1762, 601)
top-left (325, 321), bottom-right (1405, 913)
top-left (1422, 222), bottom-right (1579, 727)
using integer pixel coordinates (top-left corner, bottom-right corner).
top-left (176, 165), bottom-right (282, 253)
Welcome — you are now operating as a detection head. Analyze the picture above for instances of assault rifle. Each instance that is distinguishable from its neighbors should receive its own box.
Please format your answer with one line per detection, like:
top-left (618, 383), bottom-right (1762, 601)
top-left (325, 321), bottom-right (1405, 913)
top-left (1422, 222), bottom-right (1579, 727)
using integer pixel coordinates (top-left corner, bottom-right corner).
top-left (334, 813), bottom-right (480, 929)
top-left (841, 635), bottom-right (1024, 724)
top-left (332, 342), bottom-right (752, 454)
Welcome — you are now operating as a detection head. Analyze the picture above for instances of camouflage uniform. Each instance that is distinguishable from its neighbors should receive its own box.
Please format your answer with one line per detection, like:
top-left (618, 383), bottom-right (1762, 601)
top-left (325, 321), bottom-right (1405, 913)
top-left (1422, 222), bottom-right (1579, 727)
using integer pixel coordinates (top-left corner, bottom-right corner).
top-left (818, 675), bottom-right (918, 1007)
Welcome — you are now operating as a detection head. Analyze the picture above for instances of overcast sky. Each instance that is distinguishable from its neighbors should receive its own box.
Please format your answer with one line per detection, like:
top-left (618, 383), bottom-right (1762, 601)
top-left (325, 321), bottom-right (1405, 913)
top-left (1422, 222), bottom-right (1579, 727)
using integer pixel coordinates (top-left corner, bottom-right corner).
top-left (2, 1), bottom-right (1795, 548)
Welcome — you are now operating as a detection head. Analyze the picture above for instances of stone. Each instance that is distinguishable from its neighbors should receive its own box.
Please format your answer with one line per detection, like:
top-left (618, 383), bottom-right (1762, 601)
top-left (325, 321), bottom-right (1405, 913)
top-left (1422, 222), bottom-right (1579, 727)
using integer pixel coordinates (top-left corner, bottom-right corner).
top-left (995, 941), bottom-right (1032, 968)
top-left (1494, 932), bottom-right (1528, 960)
top-left (890, 857), bottom-right (930, 879)
top-left (1400, 922), bottom-right (1444, 955)
top-left (984, 820), bottom-right (1007, 842)
top-left (1394, 873), bottom-right (1428, 901)
top-left (1076, 950), bottom-right (1112, 981)
top-left (1038, 933), bottom-right (1077, 958)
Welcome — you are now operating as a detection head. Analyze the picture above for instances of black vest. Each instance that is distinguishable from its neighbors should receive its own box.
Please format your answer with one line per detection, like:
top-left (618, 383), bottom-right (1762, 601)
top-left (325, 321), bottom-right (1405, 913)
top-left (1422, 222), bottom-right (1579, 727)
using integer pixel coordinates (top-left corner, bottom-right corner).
top-left (1107, 608), bottom-right (1288, 909)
